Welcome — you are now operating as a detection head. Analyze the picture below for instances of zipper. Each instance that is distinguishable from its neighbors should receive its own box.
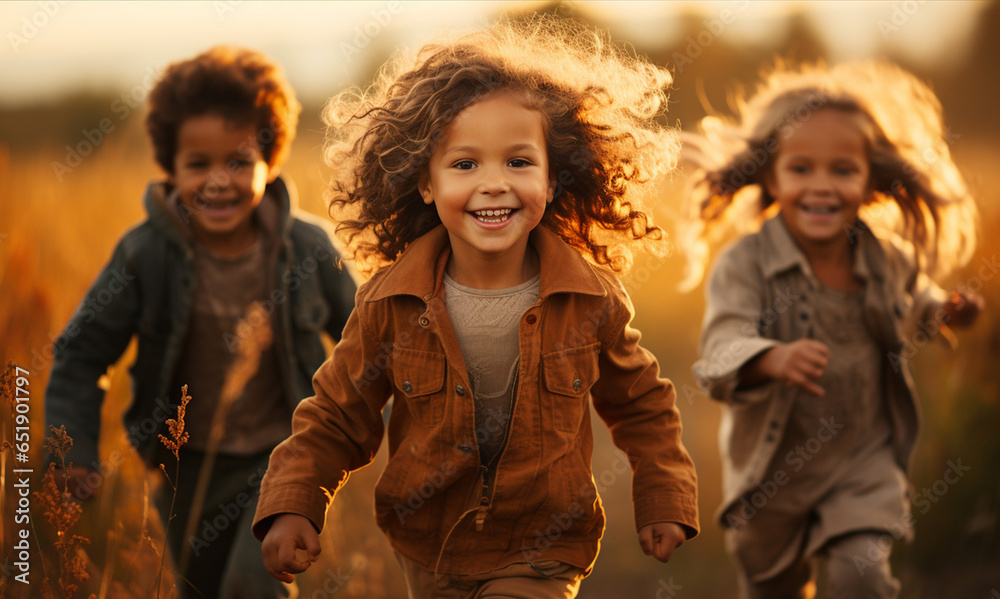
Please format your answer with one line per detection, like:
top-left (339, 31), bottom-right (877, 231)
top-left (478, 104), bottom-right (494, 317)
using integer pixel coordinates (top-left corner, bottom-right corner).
top-left (475, 365), bottom-right (519, 531)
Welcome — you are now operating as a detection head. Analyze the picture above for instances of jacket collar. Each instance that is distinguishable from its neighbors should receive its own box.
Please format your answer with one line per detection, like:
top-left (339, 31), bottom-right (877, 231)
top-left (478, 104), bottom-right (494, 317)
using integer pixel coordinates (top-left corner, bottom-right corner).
top-left (758, 214), bottom-right (887, 284)
top-left (366, 225), bottom-right (607, 302)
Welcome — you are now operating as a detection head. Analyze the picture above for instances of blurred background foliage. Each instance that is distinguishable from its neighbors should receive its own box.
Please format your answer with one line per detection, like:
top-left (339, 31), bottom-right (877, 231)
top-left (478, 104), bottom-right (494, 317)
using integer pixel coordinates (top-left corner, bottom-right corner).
top-left (2, 1), bottom-right (998, 597)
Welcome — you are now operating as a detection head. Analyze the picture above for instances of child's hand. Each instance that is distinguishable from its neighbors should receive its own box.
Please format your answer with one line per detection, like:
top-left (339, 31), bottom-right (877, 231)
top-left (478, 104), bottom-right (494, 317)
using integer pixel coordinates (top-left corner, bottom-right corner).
top-left (753, 339), bottom-right (830, 396)
top-left (261, 513), bottom-right (321, 583)
top-left (943, 291), bottom-right (984, 329)
top-left (638, 522), bottom-right (686, 563)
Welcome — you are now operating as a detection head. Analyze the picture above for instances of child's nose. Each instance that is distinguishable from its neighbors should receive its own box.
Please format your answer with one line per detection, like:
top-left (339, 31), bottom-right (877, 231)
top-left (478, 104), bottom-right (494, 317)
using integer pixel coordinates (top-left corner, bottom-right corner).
top-left (204, 168), bottom-right (232, 195)
top-left (807, 171), bottom-right (834, 193)
top-left (478, 166), bottom-right (510, 195)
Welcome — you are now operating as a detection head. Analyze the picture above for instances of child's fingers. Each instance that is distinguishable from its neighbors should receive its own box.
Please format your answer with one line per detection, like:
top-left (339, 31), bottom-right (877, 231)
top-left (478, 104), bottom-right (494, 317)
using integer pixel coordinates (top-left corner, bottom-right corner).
top-left (638, 526), bottom-right (654, 556)
top-left (301, 531), bottom-right (322, 563)
top-left (788, 371), bottom-right (825, 396)
top-left (262, 540), bottom-right (297, 583)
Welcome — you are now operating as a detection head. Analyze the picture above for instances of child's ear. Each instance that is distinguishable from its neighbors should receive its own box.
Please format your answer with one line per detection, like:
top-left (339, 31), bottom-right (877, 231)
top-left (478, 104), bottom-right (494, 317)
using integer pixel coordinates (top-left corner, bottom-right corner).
top-left (418, 173), bottom-right (434, 205)
top-left (546, 177), bottom-right (555, 204)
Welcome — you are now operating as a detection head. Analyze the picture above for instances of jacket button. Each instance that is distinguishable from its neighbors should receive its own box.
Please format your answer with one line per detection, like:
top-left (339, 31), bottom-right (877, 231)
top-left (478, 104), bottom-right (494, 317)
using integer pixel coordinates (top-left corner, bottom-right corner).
top-left (402, 381), bottom-right (413, 394)
top-left (419, 316), bottom-right (430, 327)
top-left (798, 311), bottom-right (809, 321)
top-left (769, 420), bottom-right (779, 429)
top-left (458, 444), bottom-right (472, 453)
top-left (765, 433), bottom-right (775, 442)
top-left (572, 379), bottom-right (582, 392)
top-left (455, 385), bottom-right (466, 396)
top-left (525, 314), bottom-right (537, 325)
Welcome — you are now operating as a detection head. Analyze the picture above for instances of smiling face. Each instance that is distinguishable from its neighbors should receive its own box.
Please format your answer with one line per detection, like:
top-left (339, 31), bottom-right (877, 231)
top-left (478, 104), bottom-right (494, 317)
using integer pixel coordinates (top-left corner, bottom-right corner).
top-left (419, 93), bottom-right (553, 286)
top-left (171, 113), bottom-right (275, 255)
top-left (766, 108), bottom-right (872, 253)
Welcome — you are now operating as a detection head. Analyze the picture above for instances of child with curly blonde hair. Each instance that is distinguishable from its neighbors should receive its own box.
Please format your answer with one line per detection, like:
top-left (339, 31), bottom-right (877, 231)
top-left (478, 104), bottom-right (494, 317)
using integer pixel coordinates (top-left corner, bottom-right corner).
top-left (686, 61), bottom-right (982, 598)
top-left (253, 16), bottom-right (699, 596)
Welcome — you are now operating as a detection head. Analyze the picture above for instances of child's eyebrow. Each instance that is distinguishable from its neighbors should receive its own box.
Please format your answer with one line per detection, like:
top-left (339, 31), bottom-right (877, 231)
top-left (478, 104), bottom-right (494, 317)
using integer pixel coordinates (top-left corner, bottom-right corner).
top-left (442, 143), bottom-right (543, 156)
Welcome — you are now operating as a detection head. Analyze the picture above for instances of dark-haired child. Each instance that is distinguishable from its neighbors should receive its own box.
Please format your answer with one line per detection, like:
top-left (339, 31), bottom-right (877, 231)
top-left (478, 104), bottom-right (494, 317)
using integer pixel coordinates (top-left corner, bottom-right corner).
top-left (44, 46), bottom-right (356, 598)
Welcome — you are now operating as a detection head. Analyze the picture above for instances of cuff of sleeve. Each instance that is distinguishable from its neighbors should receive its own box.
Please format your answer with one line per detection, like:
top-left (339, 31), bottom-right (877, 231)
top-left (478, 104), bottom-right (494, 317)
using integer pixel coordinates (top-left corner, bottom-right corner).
top-left (695, 338), bottom-right (778, 404)
top-left (634, 492), bottom-right (700, 539)
top-left (252, 482), bottom-right (330, 541)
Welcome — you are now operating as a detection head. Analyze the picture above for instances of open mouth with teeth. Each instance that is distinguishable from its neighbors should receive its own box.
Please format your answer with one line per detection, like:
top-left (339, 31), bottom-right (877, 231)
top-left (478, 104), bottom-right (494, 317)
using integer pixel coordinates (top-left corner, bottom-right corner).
top-left (800, 204), bottom-right (840, 215)
top-left (196, 196), bottom-right (241, 212)
top-left (471, 208), bottom-right (514, 223)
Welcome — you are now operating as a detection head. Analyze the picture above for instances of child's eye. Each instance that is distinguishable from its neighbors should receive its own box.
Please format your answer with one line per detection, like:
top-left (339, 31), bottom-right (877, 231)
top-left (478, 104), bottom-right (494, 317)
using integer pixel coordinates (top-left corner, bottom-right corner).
top-left (452, 160), bottom-right (476, 170)
top-left (229, 159), bottom-right (251, 170)
top-left (508, 158), bottom-right (532, 168)
top-left (833, 165), bottom-right (857, 176)
top-left (185, 160), bottom-right (209, 170)
top-left (790, 164), bottom-right (810, 174)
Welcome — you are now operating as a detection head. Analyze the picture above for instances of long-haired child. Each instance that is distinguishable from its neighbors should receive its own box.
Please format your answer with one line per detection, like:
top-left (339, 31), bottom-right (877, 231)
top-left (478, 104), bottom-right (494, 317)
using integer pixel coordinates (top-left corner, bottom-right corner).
top-left (686, 61), bottom-right (982, 598)
top-left (252, 16), bottom-right (699, 597)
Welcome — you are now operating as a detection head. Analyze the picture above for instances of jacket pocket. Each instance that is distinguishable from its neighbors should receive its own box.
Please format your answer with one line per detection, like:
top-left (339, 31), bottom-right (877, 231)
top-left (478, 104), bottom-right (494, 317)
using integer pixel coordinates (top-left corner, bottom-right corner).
top-left (392, 346), bottom-right (446, 426)
top-left (542, 343), bottom-right (600, 432)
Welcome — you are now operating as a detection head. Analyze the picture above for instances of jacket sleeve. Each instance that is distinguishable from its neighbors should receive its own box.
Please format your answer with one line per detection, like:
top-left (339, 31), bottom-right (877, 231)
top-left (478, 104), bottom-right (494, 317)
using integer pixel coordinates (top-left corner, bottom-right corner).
top-left (693, 239), bottom-right (780, 405)
top-left (589, 276), bottom-right (699, 539)
top-left (44, 238), bottom-right (141, 468)
top-left (252, 301), bottom-right (391, 539)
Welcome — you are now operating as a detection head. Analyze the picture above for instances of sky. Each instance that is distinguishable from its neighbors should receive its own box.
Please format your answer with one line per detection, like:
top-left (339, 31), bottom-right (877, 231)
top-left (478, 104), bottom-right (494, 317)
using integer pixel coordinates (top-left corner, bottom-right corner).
top-left (0, 1), bottom-right (990, 108)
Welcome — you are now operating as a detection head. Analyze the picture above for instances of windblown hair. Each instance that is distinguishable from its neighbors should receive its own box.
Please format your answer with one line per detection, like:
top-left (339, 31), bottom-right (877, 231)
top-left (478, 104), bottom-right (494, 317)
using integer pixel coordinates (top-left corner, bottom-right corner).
top-left (680, 60), bottom-right (977, 289)
top-left (146, 46), bottom-right (300, 175)
top-left (324, 15), bottom-right (678, 276)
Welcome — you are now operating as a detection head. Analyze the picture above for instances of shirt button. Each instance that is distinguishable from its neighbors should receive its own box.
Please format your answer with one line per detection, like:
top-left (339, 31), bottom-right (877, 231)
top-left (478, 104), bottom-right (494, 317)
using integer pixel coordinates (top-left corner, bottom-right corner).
top-left (765, 433), bottom-right (775, 442)
top-left (572, 379), bottom-right (582, 392)
top-left (525, 314), bottom-right (537, 325)
top-left (402, 381), bottom-right (413, 393)
top-left (458, 444), bottom-right (472, 453)
top-left (769, 420), bottom-right (780, 429)
top-left (419, 316), bottom-right (430, 327)
top-left (798, 311), bottom-right (809, 321)
top-left (455, 385), bottom-right (466, 396)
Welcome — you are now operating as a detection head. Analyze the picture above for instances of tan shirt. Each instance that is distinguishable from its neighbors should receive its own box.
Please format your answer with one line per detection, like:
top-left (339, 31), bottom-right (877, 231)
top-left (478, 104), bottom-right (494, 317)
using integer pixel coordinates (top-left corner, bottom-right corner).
top-left (444, 273), bottom-right (540, 467)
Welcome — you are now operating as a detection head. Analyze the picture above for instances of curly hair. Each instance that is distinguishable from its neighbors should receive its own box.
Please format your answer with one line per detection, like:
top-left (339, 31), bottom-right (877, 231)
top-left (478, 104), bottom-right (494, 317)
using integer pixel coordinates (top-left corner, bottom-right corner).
top-left (145, 45), bottom-right (300, 175)
top-left (679, 60), bottom-right (977, 289)
top-left (324, 15), bottom-right (678, 276)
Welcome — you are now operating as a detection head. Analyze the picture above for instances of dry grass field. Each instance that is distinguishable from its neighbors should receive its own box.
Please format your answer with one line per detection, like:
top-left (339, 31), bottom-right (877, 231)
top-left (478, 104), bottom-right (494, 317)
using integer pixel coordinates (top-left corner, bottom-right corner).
top-left (3, 6), bottom-right (1000, 595)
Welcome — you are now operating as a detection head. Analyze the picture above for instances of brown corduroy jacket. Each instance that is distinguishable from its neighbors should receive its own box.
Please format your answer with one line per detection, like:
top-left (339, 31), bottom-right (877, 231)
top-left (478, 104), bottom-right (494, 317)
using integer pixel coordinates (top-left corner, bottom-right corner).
top-left (253, 224), bottom-right (699, 575)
